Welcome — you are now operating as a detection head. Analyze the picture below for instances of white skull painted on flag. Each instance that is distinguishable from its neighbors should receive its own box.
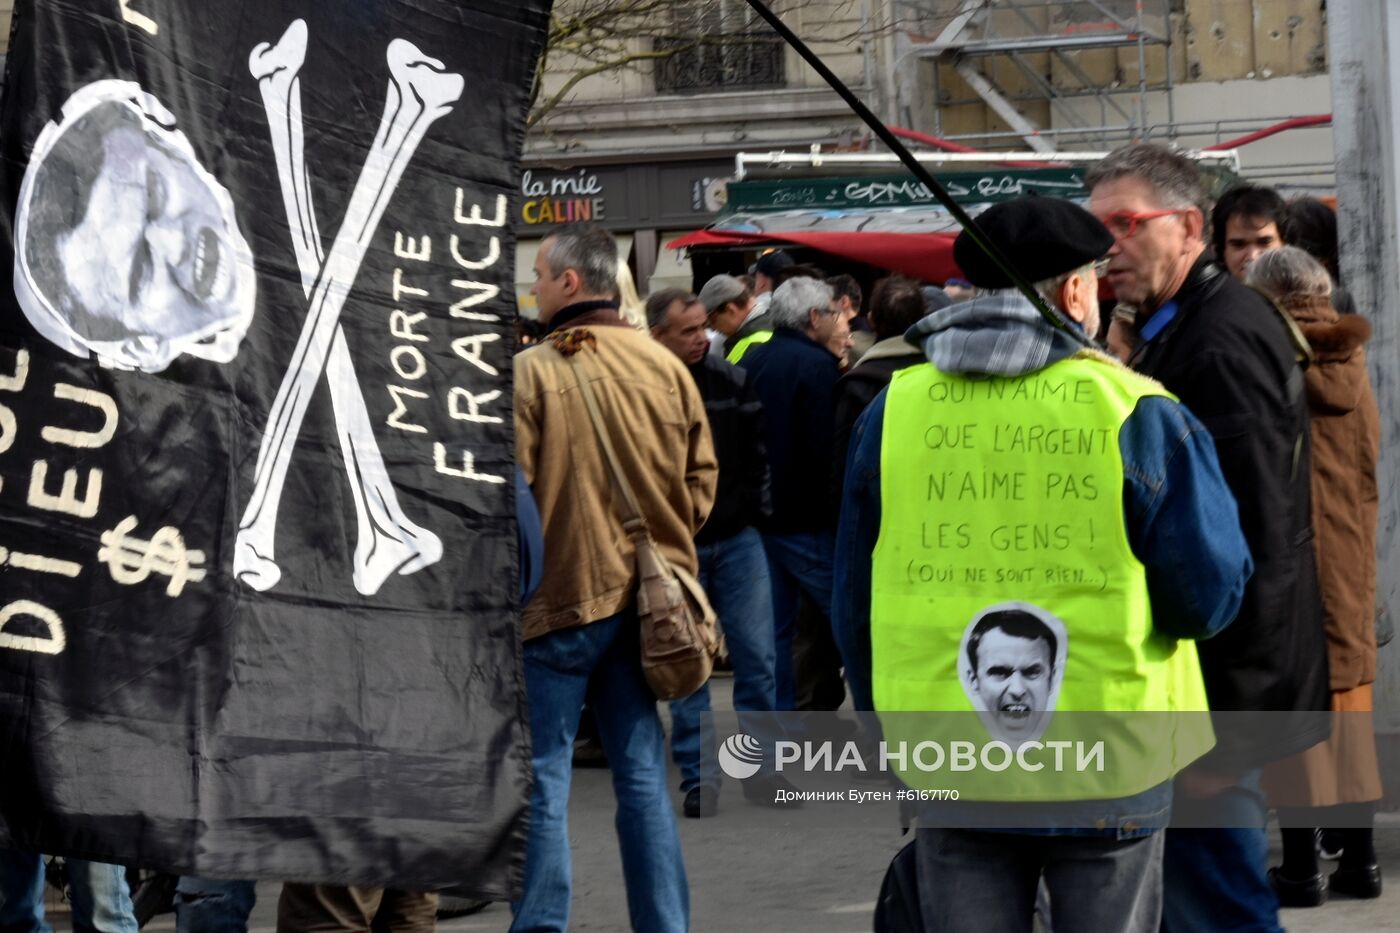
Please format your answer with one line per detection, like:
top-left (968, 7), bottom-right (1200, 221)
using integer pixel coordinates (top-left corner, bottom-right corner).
top-left (14, 79), bottom-right (256, 372)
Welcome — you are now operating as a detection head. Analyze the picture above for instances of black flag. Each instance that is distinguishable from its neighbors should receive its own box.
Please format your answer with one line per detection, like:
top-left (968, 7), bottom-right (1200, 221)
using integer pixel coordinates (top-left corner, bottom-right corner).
top-left (0, 0), bottom-right (548, 895)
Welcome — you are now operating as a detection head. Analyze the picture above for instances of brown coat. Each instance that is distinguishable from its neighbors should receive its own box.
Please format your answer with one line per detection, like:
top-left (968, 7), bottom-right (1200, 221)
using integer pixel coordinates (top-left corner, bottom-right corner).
top-left (1286, 295), bottom-right (1380, 690)
top-left (515, 320), bottom-right (717, 641)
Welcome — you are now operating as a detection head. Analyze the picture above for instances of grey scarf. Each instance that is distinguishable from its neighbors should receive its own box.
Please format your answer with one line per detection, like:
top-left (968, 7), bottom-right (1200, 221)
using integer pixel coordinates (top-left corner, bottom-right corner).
top-left (905, 293), bottom-right (1094, 378)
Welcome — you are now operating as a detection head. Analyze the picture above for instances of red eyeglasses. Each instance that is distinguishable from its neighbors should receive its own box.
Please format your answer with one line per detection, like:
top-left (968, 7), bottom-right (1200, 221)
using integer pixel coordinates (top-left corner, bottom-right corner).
top-left (1095, 208), bottom-right (1189, 239)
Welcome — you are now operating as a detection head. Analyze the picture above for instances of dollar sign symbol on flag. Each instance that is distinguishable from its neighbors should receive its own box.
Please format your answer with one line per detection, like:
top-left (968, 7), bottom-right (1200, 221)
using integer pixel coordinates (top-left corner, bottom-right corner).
top-left (99, 516), bottom-right (208, 597)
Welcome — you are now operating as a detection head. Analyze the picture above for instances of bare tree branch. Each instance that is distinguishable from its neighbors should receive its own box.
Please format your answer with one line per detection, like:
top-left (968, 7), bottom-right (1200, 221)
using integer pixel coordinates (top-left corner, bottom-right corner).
top-left (528, 45), bottom-right (701, 128)
top-left (528, 0), bottom-right (873, 128)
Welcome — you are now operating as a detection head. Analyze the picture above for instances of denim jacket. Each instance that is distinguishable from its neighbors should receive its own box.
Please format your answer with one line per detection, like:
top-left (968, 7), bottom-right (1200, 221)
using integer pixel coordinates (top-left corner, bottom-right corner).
top-left (831, 295), bottom-right (1254, 836)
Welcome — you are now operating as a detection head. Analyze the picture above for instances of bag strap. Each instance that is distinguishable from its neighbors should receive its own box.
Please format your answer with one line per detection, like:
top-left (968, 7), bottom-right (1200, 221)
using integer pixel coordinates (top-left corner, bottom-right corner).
top-left (567, 356), bottom-right (650, 539)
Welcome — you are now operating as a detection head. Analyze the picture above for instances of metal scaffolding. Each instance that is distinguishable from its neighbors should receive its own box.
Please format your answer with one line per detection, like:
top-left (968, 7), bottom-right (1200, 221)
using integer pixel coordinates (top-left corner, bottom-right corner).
top-left (892, 0), bottom-right (1176, 150)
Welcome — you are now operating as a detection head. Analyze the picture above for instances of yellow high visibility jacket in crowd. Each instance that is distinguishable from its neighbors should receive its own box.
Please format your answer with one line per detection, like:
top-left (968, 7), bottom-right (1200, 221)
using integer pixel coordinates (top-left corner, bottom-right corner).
top-left (870, 352), bottom-right (1213, 800)
top-left (726, 328), bottom-right (773, 365)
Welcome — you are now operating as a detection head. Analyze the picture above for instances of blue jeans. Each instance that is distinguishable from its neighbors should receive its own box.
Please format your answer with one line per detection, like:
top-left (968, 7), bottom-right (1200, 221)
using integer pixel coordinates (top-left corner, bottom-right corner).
top-left (761, 531), bottom-right (835, 711)
top-left (510, 610), bottom-right (688, 933)
top-left (915, 829), bottom-right (1164, 932)
top-left (174, 878), bottom-right (256, 933)
top-left (0, 851), bottom-right (138, 933)
top-left (670, 527), bottom-right (777, 793)
top-left (1163, 772), bottom-right (1282, 933)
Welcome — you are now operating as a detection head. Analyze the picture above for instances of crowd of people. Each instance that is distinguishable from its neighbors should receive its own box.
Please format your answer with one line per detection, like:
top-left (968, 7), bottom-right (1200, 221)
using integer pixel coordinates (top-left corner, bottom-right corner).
top-left (0, 142), bottom-right (1385, 933)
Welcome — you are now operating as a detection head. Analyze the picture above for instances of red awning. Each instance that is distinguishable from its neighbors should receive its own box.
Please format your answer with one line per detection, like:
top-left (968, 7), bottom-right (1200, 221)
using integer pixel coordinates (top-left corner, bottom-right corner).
top-left (669, 229), bottom-right (961, 283)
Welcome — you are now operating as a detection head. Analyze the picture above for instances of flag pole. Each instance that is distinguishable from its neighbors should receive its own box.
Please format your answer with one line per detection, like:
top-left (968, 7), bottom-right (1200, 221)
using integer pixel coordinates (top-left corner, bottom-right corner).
top-left (741, 0), bottom-right (1070, 332)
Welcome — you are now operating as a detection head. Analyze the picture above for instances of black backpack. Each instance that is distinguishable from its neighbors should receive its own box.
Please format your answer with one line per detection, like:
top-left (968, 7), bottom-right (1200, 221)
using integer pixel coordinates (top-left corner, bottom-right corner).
top-left (873, 840), bottom-right (921, 932)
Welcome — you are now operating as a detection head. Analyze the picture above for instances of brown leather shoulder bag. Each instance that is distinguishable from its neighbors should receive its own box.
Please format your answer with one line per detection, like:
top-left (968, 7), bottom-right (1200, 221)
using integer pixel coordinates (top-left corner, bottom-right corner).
top-left (568, 355), bottom-right (719, 700)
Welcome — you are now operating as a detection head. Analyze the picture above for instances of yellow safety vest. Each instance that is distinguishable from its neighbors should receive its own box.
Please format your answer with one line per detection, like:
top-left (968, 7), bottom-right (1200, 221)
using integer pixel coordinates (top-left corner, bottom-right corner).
top-left (726, 328), bottom-right (773, 365)
top-left (871, 352), bottom-right (1212, 800)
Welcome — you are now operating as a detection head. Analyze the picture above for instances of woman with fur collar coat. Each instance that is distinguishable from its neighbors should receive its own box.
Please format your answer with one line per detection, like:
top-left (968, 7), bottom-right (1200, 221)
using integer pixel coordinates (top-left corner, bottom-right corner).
top-left (1250, 246), bottom-right (1383, 907)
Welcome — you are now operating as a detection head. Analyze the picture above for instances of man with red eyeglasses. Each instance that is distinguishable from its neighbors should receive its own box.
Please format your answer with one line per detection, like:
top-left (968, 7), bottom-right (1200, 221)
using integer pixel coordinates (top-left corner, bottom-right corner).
top-left (1086, 145), bottom-right (1330, 933)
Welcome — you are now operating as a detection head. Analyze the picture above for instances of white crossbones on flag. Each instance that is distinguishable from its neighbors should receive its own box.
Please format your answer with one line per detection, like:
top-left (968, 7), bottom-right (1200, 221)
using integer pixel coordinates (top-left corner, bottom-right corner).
top-left (235, 20), bottom-right (464, 596)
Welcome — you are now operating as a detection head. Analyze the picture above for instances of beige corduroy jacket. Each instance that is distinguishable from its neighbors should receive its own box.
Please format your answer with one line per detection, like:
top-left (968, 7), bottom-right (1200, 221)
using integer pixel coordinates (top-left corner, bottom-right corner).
top-left (515, 317), bottom-right (717, 640)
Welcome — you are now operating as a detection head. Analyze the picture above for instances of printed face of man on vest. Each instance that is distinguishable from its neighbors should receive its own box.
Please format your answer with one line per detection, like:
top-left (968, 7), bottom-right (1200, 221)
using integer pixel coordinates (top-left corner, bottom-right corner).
top-left (962, 607), bottom-right (1065, 742)
top-left (15, 81), bottom-right (256, 373)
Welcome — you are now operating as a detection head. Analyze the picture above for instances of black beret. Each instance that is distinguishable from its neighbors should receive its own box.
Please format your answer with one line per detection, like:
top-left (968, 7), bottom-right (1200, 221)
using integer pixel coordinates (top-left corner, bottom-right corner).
top-left (953, 195), bottom-right (1115, 289)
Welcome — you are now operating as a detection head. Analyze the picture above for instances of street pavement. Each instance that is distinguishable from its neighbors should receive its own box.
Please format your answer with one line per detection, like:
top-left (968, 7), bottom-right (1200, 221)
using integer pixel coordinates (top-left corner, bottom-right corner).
top-left (51, 676), bottom-right (1400, 932)
top-left (439, 673), bottom-right (1400, 931)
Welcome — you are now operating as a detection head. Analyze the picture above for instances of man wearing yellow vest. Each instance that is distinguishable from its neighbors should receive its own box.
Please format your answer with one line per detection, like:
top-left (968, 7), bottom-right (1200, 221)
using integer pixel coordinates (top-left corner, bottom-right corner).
top-left (832, 196), bottom-right (1253, 932)
top-left (696, 273), bottom-right (769, 364)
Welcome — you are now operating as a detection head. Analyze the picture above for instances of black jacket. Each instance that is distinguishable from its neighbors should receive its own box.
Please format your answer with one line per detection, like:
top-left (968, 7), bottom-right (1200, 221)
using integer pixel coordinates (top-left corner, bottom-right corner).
top-left (832, 336), bottom-right (924, 495)
top-left (1132, 256), bottom-right (1330, 768)
top-left (690, 355), bottom-right (772, 545)
top-left (741, 327), bottom-right (843, 534)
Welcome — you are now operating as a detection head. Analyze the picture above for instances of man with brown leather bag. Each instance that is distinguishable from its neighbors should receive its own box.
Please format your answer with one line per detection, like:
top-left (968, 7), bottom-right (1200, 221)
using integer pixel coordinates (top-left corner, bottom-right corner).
top-left (512, 223), bottom-right (717, 933)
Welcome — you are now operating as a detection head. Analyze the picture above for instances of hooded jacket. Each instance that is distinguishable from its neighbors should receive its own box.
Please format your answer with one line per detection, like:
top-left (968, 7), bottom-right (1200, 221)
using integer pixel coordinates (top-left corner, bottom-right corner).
top-left (1130, 258), bottom-right (1332, 767)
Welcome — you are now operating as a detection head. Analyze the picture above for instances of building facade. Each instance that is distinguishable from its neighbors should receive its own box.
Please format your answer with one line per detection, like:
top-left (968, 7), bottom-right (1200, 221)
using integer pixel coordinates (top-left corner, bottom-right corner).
top-left (891, 0), bottom-right (1336, 190)
top-left (516, 0), bottom-right (883, 310)
top-left (518, 0), bottom-right (1339, 305)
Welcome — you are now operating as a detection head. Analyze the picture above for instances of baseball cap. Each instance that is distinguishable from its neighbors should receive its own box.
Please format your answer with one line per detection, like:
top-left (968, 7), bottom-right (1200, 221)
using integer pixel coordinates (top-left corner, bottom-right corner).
top-left (698, 274), bottom-right (748, 314)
